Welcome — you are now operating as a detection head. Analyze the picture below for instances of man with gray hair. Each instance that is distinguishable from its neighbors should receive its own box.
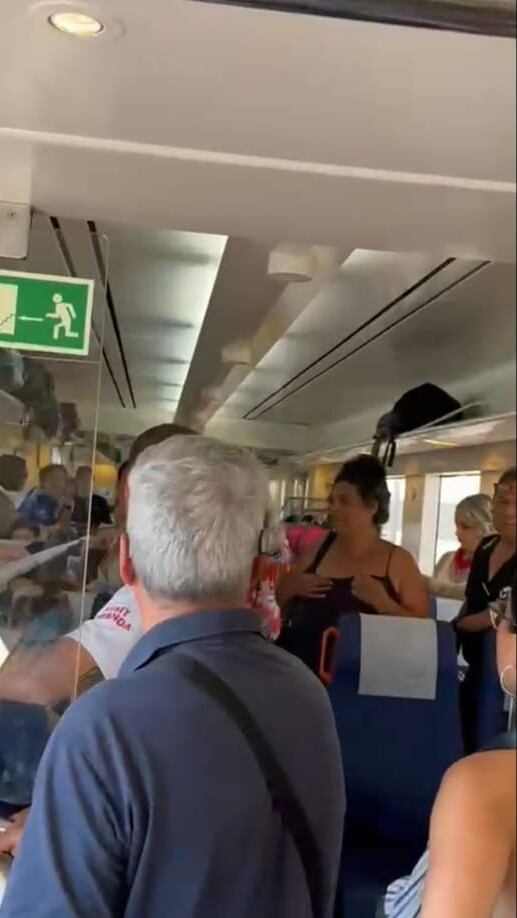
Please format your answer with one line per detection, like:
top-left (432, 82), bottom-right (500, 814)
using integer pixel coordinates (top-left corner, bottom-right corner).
top-left (2, 436), bottom-right (345, 918)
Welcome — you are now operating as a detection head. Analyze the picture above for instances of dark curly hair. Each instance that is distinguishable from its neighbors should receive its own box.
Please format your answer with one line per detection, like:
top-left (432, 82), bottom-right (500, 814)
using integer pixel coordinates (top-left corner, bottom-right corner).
top-left (496, 466), bottom-right (517, 490)
top-left (334, 454), bottom-right (391, 528)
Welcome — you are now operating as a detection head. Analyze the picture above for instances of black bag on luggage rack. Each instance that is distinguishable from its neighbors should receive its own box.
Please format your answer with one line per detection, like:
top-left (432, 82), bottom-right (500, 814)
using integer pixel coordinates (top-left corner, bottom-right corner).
top-left (372, 383), bottom-right (463, 468)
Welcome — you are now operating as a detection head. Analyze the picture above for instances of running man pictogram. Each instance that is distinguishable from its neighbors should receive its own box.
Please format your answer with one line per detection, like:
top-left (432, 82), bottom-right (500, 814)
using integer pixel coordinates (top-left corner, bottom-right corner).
top-left (46, 294), bottom-right (79, 341)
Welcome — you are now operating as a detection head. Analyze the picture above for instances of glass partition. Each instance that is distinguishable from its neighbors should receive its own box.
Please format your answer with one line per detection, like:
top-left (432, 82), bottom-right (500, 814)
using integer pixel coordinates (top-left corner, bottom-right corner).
top-left (0, 226), bottom-right (109, 816)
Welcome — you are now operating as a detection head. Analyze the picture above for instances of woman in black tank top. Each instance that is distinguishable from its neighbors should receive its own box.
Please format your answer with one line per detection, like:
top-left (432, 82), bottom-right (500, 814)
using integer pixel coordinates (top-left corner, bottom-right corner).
top-left (276, 455), bottom-right (428, 677)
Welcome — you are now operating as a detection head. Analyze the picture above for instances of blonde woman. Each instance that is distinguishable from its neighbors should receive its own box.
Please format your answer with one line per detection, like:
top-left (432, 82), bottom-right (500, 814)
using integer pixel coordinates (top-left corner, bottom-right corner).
top-left (429, 494), bottom-right (493, 601)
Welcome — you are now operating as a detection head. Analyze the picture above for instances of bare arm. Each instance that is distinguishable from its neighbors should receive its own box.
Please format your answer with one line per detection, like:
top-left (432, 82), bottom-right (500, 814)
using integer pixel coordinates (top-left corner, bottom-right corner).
top-left (427, 579), bottom-right (466, 601)
top-left (353, 547), bottom-right (428, 618)
top-left (389, 549), bottom-right (429, 617)
top-left (422, 755), bottom-right (513, 917)
top-left (455, 609), bottom-right (491, 632)
top-left (427, 555), bottom-right (465, 601)
top-left (0, 638), bottom-right (102, 706)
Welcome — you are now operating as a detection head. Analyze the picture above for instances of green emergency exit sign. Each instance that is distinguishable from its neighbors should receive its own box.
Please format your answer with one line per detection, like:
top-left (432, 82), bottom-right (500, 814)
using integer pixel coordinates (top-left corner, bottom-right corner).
top-left (0, 270), bottom-right (94, 357)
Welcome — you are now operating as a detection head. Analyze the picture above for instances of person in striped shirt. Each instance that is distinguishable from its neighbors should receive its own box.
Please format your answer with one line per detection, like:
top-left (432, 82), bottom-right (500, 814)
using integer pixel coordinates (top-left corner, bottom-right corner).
top-left (382, 580), bottom-right (516, 918)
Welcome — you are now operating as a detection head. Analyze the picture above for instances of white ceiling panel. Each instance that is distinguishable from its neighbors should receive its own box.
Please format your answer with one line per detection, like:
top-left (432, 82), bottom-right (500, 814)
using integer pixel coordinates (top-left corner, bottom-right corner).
top-left (217, 252), bottom-right (472, 419)
top-left (0, 1), bottom-right (514, 263)
top-left (176, 237), bottom-right (287, 423)
top-left (1, 0), bottom-right (515, 453)
top-left (255, 261), bottom-right (515, 427)
top-left (94, 224), bottom-right (227, 415)
top-left (1, 1), bottom-right (513, 180)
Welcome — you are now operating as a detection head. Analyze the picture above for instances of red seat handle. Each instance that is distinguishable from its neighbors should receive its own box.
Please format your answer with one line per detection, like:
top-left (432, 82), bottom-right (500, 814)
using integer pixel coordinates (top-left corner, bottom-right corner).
top-left (318, 627), bottom-right (339, 686)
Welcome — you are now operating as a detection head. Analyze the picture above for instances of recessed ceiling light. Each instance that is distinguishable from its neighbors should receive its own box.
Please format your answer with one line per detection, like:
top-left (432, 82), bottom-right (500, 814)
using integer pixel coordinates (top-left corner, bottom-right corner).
top-left (48, 11), bottom-right (104, 36)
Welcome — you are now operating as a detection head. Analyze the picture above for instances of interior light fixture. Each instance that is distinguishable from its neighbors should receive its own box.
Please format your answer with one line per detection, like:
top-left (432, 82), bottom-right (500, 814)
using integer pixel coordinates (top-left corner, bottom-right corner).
top-left (422, 438), bottom-right (456, 448)
top-left (48, 11), bottom-right (104, 36)
top-left (267, 244), bottom-right (314, 283)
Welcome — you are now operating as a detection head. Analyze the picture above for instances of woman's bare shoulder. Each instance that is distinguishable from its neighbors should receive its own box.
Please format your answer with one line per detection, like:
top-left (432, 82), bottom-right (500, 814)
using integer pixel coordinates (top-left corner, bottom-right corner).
top-left (442, 748), bottom-right (515, 783)
top-left (436, 750), bottom-right (516, 830)
top-left (425, 750), bottom-right (516, 918)
top-left (380, 541), bottom-right (420, 571)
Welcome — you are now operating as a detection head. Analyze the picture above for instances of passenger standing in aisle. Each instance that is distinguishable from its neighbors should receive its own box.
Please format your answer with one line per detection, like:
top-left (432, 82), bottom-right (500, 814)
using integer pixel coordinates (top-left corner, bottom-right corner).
top-left (1, 436), bottom-right (345, 918)
top-left (455, 467), bottom-right (516, 750)
top-left (428, 493), bottom-right (493, 601)
top-left (276, 455), bottom-right (428, 677)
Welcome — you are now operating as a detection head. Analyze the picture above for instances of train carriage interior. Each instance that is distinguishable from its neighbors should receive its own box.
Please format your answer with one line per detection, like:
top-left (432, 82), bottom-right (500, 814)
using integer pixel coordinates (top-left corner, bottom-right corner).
top-left (0, 0), bottom-right (515, 915)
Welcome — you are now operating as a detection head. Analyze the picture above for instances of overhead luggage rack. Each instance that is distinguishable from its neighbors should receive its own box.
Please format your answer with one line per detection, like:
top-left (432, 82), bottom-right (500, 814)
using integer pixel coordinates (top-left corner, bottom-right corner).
top-left (304, 410), bottom-right (516, 465)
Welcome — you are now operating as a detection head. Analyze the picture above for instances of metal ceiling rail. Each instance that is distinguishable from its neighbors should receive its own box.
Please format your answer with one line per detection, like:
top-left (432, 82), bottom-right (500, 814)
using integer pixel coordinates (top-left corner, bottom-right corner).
top-left (88, 221), bottom-right (138, 410)
top-left (193, 0), bottom-right (516, 36)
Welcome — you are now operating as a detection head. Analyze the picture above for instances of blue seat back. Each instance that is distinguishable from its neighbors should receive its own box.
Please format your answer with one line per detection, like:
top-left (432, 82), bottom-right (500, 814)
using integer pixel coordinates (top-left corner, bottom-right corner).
top-left (436, 596), bottom-right (462, 622)
top-left (461, 629), bottom-right (508, 752)
top-left (328, 615), bottom-right (463, 853)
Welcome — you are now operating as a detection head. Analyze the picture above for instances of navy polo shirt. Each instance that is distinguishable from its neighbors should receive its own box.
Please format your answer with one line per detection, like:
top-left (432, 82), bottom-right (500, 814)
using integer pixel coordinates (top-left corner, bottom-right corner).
top-left (2, 608), bottom-right (345, 918)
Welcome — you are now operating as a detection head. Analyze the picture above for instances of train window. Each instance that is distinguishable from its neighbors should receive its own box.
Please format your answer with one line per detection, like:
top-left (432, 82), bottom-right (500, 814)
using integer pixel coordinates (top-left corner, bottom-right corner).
top-left (292, 478), bottom-right (305, 499)
top-left (268, 479), bottom-right (281, 510)
top-left (384, 477), bottom-right (406, 546)
top-left (434, 472), bottom-right (482, 564)
top-left (279, 479), bottom-right (287, 511)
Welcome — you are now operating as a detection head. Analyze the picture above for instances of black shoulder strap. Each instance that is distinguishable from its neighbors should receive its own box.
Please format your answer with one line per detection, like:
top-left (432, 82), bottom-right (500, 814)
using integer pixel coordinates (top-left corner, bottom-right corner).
top-left (173, 652), bottom-right (325, 918)
top-left (385, 543), bottom-right (397, 578)
top-left (307, 531), bottom-right (336, 574)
